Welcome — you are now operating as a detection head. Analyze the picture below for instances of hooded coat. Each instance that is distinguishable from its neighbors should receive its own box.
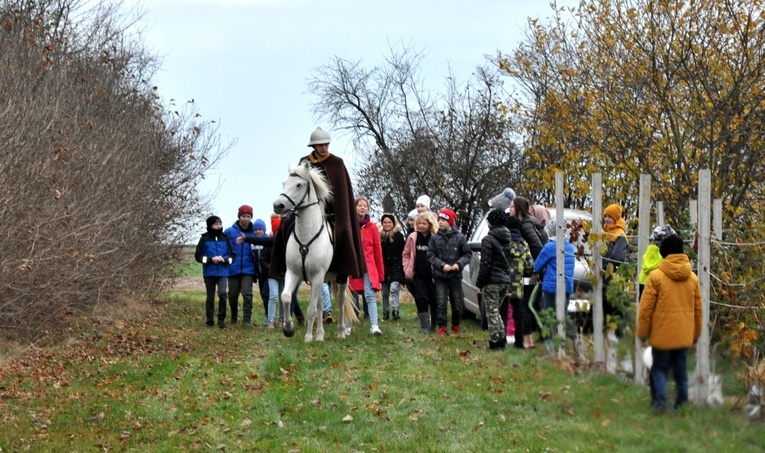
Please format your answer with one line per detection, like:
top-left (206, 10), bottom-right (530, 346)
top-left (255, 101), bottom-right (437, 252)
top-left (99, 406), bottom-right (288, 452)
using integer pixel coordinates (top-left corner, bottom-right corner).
top-left (269, 152), bottom-right (366, 279)
top-left (637, 253), bottom-right (702, 350)
top-left (224, 220), bottom-right (256, 277)
top-left (380, 223), bottom-right (406, 283)
top-left (476, 225), bottom-right (513, 288)
top-left (520, 216), bottom-right (548, 259)
top-left (428, 227), bottom-right (472, 280)
top-left (349, 217), bottom-right (385, 292)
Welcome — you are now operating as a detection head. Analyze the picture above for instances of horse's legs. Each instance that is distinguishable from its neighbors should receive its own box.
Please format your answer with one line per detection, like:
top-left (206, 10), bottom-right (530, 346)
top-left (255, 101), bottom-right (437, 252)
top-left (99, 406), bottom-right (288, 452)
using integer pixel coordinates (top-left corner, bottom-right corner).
top-left (305, 281), bottom-right (324, 342)
top-left (281, 272), bottom-right (300, 338)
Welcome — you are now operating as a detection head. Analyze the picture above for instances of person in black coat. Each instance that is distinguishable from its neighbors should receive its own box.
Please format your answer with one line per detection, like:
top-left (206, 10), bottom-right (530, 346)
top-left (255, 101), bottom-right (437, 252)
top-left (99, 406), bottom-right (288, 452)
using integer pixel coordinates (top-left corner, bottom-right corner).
top-left (476, 210), bottom-right (513, 350)
top-left (379, 213), bottom-right (406, 320)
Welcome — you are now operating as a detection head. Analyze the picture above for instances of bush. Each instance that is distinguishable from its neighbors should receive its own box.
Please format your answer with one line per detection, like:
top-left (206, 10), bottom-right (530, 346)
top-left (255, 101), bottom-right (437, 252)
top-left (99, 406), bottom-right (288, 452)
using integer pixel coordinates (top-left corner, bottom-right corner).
top-left (0, 0), bottom-right (227, 339)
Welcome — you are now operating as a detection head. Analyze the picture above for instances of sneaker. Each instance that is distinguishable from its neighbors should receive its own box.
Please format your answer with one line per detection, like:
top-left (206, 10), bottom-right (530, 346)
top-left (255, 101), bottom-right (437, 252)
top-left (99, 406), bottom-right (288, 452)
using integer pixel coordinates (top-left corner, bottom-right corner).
top-left (243, 320), bottom-right (252, 326)
top-left (323, 311), bottom-right (333, 324)
top-left (506, 336), bottom-right (515, 345)
top-left (218, 320), bottom-right (227, 329)
top-left (206, 321), bottom-right (214, 327)
top-left (266, 321), bottom-right (275, 330)
top-left (437, 326), bottom-right (448, 336)
top-left (370, 324), bottom-right (382, 336)
top-left (452, 325), bottom-right (461, 336)
top-left (344, 325), bottom-right (352, 336)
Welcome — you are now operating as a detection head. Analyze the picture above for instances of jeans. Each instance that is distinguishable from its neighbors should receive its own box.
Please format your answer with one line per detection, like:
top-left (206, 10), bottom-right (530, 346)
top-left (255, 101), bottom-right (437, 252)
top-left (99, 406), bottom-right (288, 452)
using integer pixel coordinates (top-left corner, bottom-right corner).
top-left (322, 282), bottom-right (332, 313)
top-left (267, 278), bottom-right (281, 324)
top-left (434, 277), bottom-right (463, 328)
top-left (350, 273), bottom-right (379, 326)
top-left (228, 274), bottom-right (253, 322)
top-left (204, 276), bottom-right (228, 323)
top-left (256, 275), bottom-right (269, 319)
top-left (269, 278), bottom-right (301, 322)
top-left (381, 281), bottom-right (400, 313)
top-left (651, 348), bottom-right (689, 409)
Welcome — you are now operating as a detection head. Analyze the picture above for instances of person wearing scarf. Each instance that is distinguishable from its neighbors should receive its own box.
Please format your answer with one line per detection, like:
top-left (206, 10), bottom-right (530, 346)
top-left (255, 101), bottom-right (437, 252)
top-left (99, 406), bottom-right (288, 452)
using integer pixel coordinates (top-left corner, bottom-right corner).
top-left (348, 197), bottom-right (384, 336)
top-left (602, 203), bottom-right (631, 341)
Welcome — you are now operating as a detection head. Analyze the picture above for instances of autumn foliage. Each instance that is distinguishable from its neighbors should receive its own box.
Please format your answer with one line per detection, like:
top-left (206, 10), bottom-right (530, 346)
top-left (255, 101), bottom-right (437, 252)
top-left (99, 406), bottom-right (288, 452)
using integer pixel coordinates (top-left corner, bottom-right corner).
top-left (0, 1), bottom-right (225, 339)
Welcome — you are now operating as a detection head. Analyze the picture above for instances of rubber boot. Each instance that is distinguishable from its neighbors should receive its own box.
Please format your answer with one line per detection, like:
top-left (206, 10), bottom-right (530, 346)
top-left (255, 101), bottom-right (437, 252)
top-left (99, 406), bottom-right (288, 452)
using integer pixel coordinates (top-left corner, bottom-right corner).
top-left (418, 313), bottom-right (431, 334)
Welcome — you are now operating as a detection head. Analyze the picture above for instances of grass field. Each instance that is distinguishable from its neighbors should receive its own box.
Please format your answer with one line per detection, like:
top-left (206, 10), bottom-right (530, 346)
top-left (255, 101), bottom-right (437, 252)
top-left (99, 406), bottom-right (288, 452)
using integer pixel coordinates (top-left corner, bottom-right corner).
top-left (0, 286), bottom-right (762, 452)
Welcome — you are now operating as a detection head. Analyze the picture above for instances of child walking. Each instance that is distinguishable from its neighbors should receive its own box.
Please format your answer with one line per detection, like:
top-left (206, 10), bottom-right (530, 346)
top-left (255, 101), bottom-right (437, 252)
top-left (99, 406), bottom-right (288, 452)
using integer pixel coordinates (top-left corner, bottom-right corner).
top-left (403, 212), bottom-right (438, 334)
top-left (475, 209), bottom-right (513, 350)
top-left (380, 213), bottom-right (406, 320)
top-left (195, 215), bottom-right (235, 328)
top-left (505, 215), bottom-right (535, 348)
top-left (428, 208), bottom-right (472, 336)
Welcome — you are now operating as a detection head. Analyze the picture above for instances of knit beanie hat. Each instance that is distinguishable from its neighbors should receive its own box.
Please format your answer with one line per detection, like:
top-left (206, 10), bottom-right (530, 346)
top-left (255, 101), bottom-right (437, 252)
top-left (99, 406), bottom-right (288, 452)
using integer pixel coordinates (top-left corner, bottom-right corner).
top-left (270, 215), bottom-right (282, 233)
top-left (380, 213), bottom-right (396, 225)
top-left (604, 204), bottom-right (623, 222)
top-left (437, 208), bottom-right (456, 227)
top-left (415, 195), bottom-right (431, 210)
top-left (488, 188), bottom-right (516, 211)
top-left (407, 209), bottom-right (418, 220)
top-left (253, 219), bottom-right (266, 232)
top-left (238, 204), bottom-right (253, 218)
top-left (531, 205), bottom-right (550, 227)
top-left (506, 215), bottom-right (521, 231)
top-left (486, 209), bottom-right (508, 228)
top-left (660, 234), bottom-right (684, 258)
top-left (206, 215), bottom-right (222, 233)
top-left (650, 225), bottom-right (676, 243)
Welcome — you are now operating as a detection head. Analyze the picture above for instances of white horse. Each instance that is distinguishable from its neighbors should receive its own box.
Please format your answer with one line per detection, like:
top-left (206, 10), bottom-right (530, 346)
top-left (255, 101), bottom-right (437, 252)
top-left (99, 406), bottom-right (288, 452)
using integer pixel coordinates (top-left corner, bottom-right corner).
top-left (273, 162), bottom-right (357, 341)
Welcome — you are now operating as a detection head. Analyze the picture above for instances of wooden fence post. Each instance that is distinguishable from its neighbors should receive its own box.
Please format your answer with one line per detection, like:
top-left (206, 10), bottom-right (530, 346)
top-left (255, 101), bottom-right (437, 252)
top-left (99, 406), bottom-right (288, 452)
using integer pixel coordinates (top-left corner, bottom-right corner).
top-left (592, 173), bottom-right (604, 366)
top-left (692, 169), bottom-right (712, 404)
top-left (635, 174), bottom-right (651, 385)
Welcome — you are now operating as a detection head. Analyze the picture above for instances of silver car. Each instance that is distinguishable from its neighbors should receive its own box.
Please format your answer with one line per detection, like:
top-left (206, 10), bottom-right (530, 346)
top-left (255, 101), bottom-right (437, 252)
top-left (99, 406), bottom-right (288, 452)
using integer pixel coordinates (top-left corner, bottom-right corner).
top-left (461, 208), bottom-right (593, 328)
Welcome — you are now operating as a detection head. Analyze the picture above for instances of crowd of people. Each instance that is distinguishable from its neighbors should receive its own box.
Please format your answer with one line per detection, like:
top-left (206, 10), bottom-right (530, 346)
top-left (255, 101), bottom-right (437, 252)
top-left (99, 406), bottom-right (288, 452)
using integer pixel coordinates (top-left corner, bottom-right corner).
top-left (193, 127), bottom-right (702, 414)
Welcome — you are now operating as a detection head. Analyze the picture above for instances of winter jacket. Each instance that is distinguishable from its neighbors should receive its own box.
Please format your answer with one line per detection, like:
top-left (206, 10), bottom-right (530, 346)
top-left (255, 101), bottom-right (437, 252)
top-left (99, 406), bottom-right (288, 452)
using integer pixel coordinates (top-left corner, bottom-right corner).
top-left (403, 231), bottom-right (432, 281)
top-left (637, 253), bottom-right (702, 350)
top-left (520, 216), bottom-right (548, 259)
top-left (241, 234), bottom-right (273, 279)
top-left (507, 230), bottom-right (534, 300)
top-left (194, 232), bottom-right (235, 278)
top-left (603, 234), bottom-right (630, 271)
top-left (533, 238), bottom-right (575, 295)
top-left (476, 225), bottom-right (513, 288)
top-left (225, 221), bottom-right (257, 277)
top-left (380, 228), bottom-right (406, 283)
top-left (638, 244), bottom-right (663, 285)
top-left (350, 220), bottom-right (385, 292)
top-left (428, 227), bottom-right (472, 280)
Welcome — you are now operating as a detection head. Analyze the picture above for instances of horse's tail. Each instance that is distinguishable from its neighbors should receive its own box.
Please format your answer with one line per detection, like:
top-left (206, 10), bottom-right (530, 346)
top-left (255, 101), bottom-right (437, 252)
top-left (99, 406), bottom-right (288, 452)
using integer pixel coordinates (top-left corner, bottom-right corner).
top-left (342, 286), bottom-right (359, 325)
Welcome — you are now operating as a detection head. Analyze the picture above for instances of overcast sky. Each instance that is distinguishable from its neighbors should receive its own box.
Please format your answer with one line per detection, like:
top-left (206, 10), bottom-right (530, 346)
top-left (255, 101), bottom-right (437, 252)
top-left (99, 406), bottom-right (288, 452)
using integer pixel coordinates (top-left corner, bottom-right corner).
top-left (130, 0), bottom-right (574, 237)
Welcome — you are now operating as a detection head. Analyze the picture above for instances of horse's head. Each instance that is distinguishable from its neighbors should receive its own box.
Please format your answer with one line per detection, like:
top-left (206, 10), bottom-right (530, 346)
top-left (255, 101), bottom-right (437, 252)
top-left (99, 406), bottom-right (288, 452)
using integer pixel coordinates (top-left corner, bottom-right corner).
top-left (273, 161), bottom-right (332, 215)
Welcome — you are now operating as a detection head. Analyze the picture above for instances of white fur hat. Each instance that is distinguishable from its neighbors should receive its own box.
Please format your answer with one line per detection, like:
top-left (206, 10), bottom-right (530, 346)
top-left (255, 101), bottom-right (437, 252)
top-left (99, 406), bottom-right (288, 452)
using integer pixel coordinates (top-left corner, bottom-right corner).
top-left (415, 195), bottom-right (431, 209)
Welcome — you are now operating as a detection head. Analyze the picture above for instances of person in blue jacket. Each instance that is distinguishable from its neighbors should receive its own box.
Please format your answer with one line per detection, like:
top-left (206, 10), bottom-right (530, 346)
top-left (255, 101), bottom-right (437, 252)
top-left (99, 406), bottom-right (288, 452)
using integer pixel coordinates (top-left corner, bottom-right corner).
top-left (531, 232), bottom-right (575, 339)
top-left (195, 215), bottom-right (235, 328)
top-left (225, 205), bottom-right (257, 326)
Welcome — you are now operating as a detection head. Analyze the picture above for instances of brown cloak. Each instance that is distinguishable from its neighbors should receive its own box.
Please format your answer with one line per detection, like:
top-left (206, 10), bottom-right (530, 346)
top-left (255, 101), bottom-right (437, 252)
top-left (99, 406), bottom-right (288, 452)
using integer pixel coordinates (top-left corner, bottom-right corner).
top-left (269, 152), bottom-right (366, 280)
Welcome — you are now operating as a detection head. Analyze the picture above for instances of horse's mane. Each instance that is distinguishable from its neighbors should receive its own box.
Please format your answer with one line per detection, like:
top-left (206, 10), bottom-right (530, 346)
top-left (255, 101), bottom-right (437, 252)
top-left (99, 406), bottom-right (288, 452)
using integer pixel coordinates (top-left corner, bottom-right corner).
top-left (289, 162), bottom-right (332, 204)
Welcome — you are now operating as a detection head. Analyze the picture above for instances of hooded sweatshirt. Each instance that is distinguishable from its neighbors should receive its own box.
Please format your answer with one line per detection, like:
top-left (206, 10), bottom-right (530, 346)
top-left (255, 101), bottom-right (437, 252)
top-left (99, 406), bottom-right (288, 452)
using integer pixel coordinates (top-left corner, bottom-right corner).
top-left (637, 253), bottom-right (703, 350)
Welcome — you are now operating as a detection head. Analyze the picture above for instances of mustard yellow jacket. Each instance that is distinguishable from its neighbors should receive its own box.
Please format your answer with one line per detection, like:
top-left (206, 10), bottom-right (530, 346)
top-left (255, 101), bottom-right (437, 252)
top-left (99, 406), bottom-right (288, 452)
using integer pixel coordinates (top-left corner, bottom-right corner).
top-left (637, 253), bottom-right (702, 350)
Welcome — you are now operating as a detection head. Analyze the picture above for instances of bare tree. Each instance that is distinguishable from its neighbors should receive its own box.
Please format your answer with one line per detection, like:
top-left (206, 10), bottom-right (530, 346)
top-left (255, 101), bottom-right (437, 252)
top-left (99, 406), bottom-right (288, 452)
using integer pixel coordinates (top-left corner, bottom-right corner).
top-left (0, 0), bottom-right (229, 339)
top-left (309, 46), bottom-right (523, 236)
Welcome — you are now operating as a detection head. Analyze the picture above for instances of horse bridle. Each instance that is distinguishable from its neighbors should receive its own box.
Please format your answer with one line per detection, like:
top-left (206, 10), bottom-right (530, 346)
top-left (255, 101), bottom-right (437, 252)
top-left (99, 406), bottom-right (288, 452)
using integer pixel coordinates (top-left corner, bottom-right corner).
top-left (280, 172), bottom-right (332, 282)
top-left (279, 172), bottom-right (320, 213)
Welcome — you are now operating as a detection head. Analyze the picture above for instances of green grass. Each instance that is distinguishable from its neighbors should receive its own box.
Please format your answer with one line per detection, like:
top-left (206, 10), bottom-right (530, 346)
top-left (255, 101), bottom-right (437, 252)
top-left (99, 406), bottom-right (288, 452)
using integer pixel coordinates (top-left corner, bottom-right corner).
top-left (0, 288), bottom-right (762, 452)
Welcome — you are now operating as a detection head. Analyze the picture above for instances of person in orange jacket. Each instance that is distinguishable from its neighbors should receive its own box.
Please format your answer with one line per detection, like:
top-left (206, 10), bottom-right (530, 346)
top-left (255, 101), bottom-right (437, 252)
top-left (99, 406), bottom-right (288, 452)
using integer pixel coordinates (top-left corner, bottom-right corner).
top-left (637, 233), bottom-right (702, 414)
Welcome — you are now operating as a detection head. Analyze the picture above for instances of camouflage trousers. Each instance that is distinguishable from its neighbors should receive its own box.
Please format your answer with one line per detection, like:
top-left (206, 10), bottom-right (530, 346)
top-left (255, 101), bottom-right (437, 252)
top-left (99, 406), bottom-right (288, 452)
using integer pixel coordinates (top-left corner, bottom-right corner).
top-left (483, 284), bottom-right (509, 343)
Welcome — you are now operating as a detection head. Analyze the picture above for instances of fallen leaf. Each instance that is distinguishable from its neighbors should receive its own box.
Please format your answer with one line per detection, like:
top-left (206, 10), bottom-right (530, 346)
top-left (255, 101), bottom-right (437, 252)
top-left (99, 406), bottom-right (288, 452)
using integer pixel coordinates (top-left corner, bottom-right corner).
top-left (342, 415), bottom-right (353, 422)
